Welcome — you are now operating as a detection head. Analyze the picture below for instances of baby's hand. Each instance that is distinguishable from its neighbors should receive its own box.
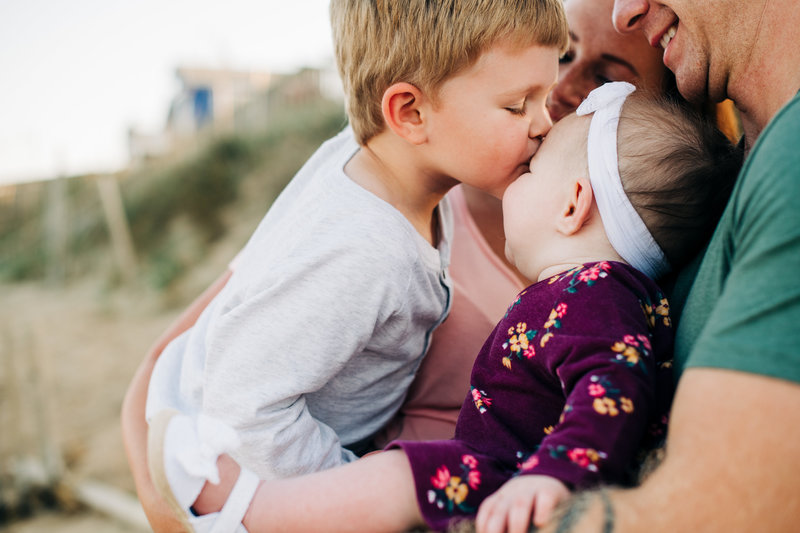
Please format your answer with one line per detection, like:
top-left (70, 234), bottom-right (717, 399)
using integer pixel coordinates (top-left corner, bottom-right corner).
top-left (475, 474), bottom-right (570, 533)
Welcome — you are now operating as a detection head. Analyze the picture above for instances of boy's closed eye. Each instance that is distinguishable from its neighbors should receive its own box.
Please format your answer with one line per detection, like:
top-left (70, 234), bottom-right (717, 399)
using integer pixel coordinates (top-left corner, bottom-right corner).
top-left (505, 99), bottom-right (528, 116)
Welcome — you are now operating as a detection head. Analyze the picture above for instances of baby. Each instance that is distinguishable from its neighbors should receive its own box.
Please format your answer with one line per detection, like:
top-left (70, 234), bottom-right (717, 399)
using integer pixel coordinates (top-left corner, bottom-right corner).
top-left (148, 83), bottom-right (742, 533)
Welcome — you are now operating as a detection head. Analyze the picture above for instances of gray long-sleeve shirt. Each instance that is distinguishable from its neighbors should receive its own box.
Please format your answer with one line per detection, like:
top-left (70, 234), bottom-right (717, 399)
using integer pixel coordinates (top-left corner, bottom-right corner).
top-left (146, 128), bottom-right (453, 479)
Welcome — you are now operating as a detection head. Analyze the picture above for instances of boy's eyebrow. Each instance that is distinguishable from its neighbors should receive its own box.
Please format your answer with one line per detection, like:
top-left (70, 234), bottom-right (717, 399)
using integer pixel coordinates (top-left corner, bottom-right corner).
top-left (499, 80), bottom-right (558, 99)
top-left (568, 30), bottom-right (639, 77)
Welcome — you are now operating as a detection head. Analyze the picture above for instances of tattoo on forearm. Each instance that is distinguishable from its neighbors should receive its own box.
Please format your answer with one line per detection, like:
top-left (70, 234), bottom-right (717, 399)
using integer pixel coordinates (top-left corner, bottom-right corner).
top-left (599, 488), bottom-right (615, 533)
top-left (553, 491), bottom-right (591, 533)
top-left (551, 489), bottom-right (615, 533)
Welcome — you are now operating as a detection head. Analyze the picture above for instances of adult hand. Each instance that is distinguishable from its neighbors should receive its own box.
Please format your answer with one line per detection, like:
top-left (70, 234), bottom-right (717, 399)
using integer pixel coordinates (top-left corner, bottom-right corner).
top-left (475, 474), bottom-right (570, 533)
top-left (538, 368), bottom-right (800, 532)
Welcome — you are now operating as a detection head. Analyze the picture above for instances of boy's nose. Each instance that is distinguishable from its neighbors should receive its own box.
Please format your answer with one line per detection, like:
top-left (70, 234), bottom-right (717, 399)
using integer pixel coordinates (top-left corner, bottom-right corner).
top-left (612, 0), bottom-right (651, 33)
top-left (529, 106), bottom-right (553, 139)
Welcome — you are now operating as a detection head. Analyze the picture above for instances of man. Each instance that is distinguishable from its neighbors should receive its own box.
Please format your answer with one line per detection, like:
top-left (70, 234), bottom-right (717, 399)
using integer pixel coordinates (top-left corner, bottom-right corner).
top-left (528, 1), bottom-right (800, 531)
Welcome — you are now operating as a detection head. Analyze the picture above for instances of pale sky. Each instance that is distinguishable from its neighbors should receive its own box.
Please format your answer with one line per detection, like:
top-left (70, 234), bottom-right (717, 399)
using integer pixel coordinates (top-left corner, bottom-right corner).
top-left (0, 0), bottom-right (334, 185)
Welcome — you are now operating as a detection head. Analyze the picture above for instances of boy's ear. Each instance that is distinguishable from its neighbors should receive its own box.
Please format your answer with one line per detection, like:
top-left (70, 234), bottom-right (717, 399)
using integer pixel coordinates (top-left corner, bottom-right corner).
top-left (381, 82), bottom-right (427, 144)
top-left (557, 177), bottom-right (594, 235)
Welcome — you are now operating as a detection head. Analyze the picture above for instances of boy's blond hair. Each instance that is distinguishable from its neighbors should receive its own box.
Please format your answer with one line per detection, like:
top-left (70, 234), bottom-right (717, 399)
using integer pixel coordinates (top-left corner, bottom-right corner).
top-left (330, 0), bottom-right (568, 145)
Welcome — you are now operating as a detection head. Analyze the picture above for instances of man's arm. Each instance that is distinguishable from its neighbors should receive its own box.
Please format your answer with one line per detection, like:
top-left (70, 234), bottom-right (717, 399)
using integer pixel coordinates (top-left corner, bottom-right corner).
top-left (541, 367), bottom-right (800, 532)
top-left (121, 269), bottom-right (232, 532)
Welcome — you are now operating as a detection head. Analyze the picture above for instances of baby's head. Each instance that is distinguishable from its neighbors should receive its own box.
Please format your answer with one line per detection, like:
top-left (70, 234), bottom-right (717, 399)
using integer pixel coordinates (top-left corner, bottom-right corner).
top-left (504, 82), bottom-right (742, 280)
top-left (329, 0), bottom-right (568, 145)
top-left (614, 90), bottom-right (742, 269)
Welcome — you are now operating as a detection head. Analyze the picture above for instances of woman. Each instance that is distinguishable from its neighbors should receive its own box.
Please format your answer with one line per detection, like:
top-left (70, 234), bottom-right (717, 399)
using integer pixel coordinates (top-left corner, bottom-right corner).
top-left (121, 1), bottom-right (722, 530)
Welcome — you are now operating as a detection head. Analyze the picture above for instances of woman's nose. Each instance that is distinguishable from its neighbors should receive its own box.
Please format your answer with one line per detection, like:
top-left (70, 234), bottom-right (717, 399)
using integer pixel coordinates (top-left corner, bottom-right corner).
top-left (549, 68), bottom-right (592, 120)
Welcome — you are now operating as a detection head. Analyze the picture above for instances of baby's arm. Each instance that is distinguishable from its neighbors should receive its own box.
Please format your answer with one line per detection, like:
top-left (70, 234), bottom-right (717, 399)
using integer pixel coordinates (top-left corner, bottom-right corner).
top-left (472, 335), bottom-right (659, 533)
top-left (475, 474), bottom-right (570, 533)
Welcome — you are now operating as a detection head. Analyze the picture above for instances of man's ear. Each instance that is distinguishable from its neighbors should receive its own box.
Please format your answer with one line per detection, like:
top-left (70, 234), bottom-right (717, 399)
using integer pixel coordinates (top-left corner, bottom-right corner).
top-left (381, 82), bottom-right (427, 144)
top-left (557, 177), bottom-right (594, 235)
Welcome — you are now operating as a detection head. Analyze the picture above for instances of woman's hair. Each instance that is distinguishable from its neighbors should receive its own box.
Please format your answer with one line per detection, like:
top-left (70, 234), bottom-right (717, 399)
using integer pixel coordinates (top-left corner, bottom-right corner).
top-left (617, 91), bottom-right (744, 269)
top-left (330, 0), bottom-right (569, 145)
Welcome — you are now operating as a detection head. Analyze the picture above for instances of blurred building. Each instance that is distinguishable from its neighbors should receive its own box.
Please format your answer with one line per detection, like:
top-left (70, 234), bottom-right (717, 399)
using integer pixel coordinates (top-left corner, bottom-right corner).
top-left (128, 63), bottom-right (343, 166)
top-left (167, 67), bottom-right (273, 137)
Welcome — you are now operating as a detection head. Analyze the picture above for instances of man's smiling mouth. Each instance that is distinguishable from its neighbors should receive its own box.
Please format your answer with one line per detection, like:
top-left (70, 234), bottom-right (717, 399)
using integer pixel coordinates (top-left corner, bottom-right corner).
top-left (660, 24), bottom-right (677, 50)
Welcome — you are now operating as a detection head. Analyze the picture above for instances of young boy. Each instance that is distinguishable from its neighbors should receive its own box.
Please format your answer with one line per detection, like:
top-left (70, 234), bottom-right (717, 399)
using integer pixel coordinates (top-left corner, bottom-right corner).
top-left (145, 0), bottom-right (568, 482)
top-left (147, 84), bottom-right (742, 533)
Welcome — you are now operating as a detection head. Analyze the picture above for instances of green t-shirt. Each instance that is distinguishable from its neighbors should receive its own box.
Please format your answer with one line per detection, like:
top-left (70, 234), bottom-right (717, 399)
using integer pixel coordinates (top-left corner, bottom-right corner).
top-left (674, 92), bottom-right (800, 384)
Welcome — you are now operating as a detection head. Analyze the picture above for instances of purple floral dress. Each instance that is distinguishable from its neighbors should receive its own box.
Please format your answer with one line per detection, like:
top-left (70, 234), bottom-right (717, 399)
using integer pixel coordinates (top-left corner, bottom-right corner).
top-left (389, 262), bottom-right (674, 531)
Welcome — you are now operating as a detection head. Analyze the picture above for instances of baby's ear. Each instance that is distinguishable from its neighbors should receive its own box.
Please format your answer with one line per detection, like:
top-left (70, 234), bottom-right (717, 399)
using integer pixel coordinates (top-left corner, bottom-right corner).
top-left (557, 177), bottom-right (593, 235)
top-left (381, 82), bottom-right (427, 144)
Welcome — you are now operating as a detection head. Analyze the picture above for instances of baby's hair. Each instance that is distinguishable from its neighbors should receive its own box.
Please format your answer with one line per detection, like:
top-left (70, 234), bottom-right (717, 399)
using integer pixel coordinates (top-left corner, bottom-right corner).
top-left (330, 0), bottom-right (568, 145)
top-left (617, 91), bottom-right (743, 269)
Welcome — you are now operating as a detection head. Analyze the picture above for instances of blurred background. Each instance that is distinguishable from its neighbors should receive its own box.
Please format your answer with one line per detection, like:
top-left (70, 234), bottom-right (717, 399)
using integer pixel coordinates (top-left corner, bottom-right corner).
top-left (0, 1), bottom-right (346, 530)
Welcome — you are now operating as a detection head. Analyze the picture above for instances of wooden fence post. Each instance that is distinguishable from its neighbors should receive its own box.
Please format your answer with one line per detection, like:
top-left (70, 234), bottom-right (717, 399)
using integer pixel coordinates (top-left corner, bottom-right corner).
top-left (96, 174), bottom-right (138, 284)
top-left (45, 177), bottom-right (68, 284)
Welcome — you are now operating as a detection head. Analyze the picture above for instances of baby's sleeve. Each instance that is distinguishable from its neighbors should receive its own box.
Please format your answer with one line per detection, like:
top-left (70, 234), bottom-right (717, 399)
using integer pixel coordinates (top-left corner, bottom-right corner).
top-left (517, 274), bottom-right (664, 489)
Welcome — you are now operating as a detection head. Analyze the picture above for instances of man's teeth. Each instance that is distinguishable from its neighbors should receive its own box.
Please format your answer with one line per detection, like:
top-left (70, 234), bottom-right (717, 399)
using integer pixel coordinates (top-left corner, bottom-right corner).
top-left (660, 25), bottom-right (677, 49)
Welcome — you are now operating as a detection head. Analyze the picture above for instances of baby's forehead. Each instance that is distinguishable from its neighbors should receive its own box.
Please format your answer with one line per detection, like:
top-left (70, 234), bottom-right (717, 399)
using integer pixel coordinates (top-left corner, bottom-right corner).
top-left (547, 113), bottom-right (590, 146)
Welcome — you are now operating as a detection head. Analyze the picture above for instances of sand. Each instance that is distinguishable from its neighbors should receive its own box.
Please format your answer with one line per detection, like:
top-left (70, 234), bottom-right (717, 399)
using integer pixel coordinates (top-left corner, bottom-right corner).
top-left (0, 278), bottom-right (198, 532)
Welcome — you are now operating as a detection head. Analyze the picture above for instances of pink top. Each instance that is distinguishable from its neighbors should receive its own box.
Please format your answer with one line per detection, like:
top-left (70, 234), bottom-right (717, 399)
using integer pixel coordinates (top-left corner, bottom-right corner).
top-left (374, 185), bottom-right (526, 446)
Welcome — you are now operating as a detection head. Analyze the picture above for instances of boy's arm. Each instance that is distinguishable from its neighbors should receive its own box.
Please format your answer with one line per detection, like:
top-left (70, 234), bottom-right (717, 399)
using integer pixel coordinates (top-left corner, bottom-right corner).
top-left (121, 269), bottom-right (232, 532)
top-left (539, 368), bottom-right (800, 532)
top-left (202, 243), bottom-right (411, 479)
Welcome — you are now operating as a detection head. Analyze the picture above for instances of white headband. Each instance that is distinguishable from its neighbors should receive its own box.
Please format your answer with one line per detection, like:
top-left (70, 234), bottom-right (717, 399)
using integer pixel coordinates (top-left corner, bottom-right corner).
top-left (575, 82), bottom-right (670, 279)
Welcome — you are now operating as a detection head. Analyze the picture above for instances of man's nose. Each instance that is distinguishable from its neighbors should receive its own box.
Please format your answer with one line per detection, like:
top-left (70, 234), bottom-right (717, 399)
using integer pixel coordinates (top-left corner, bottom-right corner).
top-left (612, 0), bottom-right (650, 33)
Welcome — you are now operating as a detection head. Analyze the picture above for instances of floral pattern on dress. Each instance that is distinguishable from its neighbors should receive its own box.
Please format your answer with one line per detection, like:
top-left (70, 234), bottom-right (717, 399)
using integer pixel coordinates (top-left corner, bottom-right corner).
top-left (515, 450), bottom-right (540, 471)
top-left (470, 386), bottom-right (492, 414)
top-left (427, 455), bottom-right (482, 514)
top-left (501, 322), bottom-right (537, 369)
top-left (641, 294), bottom-right (672, 329)
top-left (563, 261), bottom-right (612, 293)
top-left (540, 302), bottom-right (567, 348)
top-left (611, 333), bottom-right (653, 374)
top-left (588, 375), bottom-right (634, 416)
top-left (504, 289), bottom-right (528, 317)
top-left (547, 265), bottom-right (583, 285)
top-left (546, 445), bottom-right (608, 472)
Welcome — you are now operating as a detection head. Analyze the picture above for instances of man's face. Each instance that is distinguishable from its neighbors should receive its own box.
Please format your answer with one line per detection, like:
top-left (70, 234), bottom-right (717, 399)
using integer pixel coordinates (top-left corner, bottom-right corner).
top-left (611, 0), bottom-right (761, 104)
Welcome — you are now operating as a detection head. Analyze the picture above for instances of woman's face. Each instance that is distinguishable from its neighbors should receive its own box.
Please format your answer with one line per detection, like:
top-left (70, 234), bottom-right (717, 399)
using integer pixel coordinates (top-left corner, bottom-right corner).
top-left (547, 0), bottom-right (669, 122)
